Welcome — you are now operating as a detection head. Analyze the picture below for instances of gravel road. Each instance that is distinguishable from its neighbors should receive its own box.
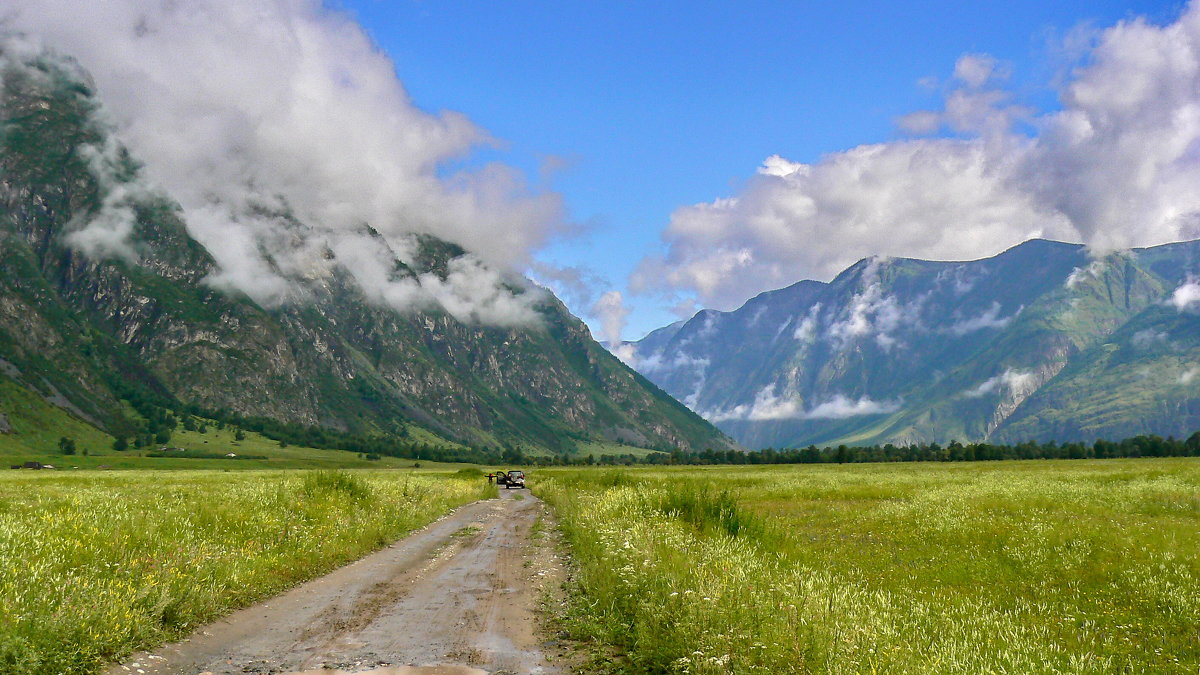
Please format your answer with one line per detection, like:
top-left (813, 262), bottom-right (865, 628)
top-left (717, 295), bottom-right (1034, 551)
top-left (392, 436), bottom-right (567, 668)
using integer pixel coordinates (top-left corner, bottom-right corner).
top-left (108, 489), bottom-right (564, 675)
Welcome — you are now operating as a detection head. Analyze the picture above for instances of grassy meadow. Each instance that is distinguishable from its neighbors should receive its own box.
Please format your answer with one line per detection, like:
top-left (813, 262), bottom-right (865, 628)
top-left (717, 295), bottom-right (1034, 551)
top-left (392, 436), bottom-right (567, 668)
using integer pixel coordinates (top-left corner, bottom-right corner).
top-left (533, 459), bottom-right (1200, 674)
top-left (0, 469), bottom-right (493, 674)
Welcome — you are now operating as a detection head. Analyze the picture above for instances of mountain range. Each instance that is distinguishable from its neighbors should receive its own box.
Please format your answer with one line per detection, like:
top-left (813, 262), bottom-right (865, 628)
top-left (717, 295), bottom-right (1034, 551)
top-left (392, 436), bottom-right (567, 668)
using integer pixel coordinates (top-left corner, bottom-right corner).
top-left (628, 238), bottom-right (1200, 449)
top-left (0, 49), bottom-right (732, 457)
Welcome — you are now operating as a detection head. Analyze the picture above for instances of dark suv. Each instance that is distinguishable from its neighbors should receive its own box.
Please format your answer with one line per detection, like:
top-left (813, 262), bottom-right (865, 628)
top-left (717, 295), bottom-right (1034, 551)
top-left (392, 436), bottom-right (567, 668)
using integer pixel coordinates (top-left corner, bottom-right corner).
top-left (502, 470), bottom-right (525, 489)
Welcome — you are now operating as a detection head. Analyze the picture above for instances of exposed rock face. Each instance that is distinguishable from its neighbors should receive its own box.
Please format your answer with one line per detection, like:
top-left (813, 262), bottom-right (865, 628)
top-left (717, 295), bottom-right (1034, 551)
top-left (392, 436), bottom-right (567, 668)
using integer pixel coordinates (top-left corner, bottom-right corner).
top-left (0, 50), bottom-right (733, 454)
top-left (630, 239), bottom-right (1200, 448)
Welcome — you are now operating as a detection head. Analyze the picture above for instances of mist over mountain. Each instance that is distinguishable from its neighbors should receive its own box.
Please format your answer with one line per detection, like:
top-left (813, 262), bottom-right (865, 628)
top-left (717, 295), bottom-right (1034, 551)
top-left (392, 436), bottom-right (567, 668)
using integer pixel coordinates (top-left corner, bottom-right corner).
top-left (0, 46), bottom-right (732, 456)
top-left (626, 239), bottom-right (1200, 449)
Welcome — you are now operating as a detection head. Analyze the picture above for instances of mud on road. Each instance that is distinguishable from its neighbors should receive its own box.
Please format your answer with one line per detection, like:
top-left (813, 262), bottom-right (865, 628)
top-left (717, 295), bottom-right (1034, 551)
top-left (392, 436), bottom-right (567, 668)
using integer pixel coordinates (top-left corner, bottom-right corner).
top-left (109, 489), bottom-right (567, 675)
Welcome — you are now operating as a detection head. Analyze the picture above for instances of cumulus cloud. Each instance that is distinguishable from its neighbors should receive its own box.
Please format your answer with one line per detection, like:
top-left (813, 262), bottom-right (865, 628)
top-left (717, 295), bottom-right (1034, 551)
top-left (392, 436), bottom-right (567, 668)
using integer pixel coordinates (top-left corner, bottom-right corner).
top-left (964, 369), bottom-right (1037, 398)
top-left (5, 0), bottom-right (565, 323)
top-left (1181, 366), bottom-right (1200, 384)
top-left (635, 3), bottom-right (1200, 312)
top-left (1170, 279), bottom-right (1200, 312)
top-left (706, 386), bottom-right (900, 422)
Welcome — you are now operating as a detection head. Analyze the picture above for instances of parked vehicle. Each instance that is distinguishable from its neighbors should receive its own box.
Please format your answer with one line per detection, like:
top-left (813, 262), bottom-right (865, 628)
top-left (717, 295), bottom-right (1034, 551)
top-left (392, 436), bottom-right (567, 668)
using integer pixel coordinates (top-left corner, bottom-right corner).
top-left (497, 469), bottom-right (525, 489)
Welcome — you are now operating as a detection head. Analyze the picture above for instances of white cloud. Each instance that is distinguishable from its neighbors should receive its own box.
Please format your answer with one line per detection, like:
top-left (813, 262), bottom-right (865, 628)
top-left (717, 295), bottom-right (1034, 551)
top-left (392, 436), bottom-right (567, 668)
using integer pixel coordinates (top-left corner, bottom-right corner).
top-left (802, 395), bottom-right (902, 420)
top-left (954, 53), bottom-right (1003, 88)
top-left (1066, 261), bottom-right (1103, 288)
top-left (528, 262), bottom-right (603, 313)
top-left (825, 259), bottom-right (922, 351)
top-left (1170, 279), bottom-right (1200, 312)
top-left (947, 301), bottom-right (1020, 336)
top-left (61, 134), bottom-right (153, 264)
top-left (705, 386), bottom-right (900, 422)
top-left (636, 351), bottom-right (710, 375)
top-left (635, 4), bottom-right (1200, 312)
top-left (591, 290), bottom-right (630, 346)
top-left (964, 369), bottom-right (1037, 398)
top-left (419, 257), bottom-right (544, 326)
top-left (792, 303), bottom-right (822, 342)
top-left (1132, 329), bottom-right (1169, 348)
top-left (5, 0), bottom-right (565, 323)
top-left (634, 350), bottom-right (711, 408)
top-left (1181, 366), bottom-right (1199, 384)
top-left (632, 137), bottom-right (1064, 310)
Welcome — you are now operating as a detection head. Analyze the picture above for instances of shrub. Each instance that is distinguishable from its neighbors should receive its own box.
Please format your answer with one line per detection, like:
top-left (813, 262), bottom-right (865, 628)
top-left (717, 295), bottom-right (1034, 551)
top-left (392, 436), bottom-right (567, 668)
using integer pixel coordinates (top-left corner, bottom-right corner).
top-left (300, 470), bottom-right (372, 503)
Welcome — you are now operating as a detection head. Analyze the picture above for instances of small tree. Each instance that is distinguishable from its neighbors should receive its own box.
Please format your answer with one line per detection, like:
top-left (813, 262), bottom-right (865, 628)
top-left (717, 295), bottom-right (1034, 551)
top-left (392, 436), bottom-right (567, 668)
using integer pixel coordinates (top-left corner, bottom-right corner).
top-left (155, 429), bottom-right (171, 445)
top-left (58, 437), bottom-right (76, 455)
top-left (112, 436), bottom-right (129, 452)
top-left (278, 439), bottom-right (288, 448)
top-left (234, 429), bottom-right (246, 441)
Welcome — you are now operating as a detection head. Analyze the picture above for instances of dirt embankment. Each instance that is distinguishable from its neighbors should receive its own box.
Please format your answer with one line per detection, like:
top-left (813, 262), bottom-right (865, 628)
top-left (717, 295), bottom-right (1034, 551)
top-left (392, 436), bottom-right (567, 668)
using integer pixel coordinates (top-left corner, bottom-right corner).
top-left (109, 489), bottom-right (566, 675)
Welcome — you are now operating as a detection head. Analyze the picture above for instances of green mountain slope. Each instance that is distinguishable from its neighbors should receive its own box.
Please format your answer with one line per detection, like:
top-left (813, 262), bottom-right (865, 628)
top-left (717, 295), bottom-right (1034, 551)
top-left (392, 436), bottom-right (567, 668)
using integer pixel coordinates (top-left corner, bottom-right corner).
top-left (0, 49), bottom-right (733, 457)
top-left (631, 237), bottom-right (1200, 448)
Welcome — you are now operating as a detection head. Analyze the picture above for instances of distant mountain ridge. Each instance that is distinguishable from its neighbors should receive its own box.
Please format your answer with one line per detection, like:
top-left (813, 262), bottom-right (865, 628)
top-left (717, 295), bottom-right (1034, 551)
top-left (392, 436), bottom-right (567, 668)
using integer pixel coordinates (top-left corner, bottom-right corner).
top-left (0, 48), bottom-right (733, 456)
top-left (628, 238), bottom-right (1200, 448)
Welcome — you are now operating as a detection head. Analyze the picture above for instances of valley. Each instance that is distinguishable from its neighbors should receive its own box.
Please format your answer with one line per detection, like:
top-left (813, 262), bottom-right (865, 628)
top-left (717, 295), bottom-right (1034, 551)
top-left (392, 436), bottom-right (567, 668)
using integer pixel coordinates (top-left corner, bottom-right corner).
top-left (4, 5), bottom-right (1200, 674)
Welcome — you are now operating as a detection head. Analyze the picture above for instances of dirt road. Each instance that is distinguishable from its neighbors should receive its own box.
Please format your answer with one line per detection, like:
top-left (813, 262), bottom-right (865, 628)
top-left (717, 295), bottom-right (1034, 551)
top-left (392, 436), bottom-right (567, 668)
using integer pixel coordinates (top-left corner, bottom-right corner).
top-left (109, 489), bottom-right (565, 675)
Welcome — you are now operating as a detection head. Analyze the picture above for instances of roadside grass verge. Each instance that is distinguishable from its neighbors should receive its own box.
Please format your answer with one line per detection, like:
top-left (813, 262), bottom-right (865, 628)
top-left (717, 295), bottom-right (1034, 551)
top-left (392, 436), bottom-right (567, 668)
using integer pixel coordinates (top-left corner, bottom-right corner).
top-left (0, 469), bottom-right (491, 674)
top-left (534, 459), bottom-right (1200, 673)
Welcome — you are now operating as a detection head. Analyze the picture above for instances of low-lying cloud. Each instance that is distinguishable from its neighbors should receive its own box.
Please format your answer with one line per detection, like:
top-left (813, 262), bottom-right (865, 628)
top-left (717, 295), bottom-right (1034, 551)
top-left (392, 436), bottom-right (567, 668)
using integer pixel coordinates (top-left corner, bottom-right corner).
top-left (635, 4), bottom-right (1200, 312)
top-left (1170, 279), bottom-right (1200, 312)
top-left (964, 369), bottom-right (1036, 398)
top-left (706, 386), bottom-right (900, 422)
top-left (5, 0), bottom-right (565, 324)
top-left (947, 301), bottom-right (1020, 336)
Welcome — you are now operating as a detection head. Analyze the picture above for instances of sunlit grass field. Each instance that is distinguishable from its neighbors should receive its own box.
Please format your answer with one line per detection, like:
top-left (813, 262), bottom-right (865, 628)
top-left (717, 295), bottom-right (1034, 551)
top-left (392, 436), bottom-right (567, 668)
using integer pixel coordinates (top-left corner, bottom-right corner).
top-left (0, 469), bottom-right (492, 674)
top-left (534, 459), bottom-right (1200, 673)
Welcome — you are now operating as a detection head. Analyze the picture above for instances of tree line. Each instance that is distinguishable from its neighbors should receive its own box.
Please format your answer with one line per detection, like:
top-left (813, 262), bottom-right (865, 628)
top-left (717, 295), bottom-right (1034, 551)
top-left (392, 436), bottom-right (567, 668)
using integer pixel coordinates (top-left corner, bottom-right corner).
top-left (92, 375), bottom-right (1200, 467)
top-left (552, 432), bottom-right (1200, 466)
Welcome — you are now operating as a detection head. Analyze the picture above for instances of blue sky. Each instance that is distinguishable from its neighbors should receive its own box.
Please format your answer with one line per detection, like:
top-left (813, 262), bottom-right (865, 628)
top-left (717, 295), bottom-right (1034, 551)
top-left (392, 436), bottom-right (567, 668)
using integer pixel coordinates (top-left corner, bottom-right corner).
top-left (338, 0), bottom-right (1184, 339)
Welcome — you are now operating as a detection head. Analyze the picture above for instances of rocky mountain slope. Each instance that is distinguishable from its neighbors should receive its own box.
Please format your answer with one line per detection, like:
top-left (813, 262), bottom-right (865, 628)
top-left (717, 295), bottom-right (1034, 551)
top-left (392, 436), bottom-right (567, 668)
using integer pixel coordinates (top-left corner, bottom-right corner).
top-left (0, 49), bottom-right (733, 455)
top-left (628, 238), bottom-right (1200, 448)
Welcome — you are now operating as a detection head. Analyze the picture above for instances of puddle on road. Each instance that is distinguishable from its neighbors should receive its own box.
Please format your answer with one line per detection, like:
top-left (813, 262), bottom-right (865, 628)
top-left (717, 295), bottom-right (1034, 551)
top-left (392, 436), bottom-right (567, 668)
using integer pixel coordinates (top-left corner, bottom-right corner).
top-left (280, 662), bottom-right (487, 667)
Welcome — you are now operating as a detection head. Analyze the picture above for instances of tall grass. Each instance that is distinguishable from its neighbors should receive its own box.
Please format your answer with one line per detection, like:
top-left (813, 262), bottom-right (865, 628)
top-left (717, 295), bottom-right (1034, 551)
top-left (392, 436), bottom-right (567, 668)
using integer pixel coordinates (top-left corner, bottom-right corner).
top-left (0, 469), bottom-right (489, 674)
top-left (535, 459), bottom-right (1200, 673)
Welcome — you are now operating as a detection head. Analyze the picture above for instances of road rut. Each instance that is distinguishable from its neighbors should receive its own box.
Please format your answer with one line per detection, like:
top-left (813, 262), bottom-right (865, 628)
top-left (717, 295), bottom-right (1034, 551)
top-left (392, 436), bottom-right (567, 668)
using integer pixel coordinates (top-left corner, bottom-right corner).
top-left (108, 489), bottom-right (561, 675)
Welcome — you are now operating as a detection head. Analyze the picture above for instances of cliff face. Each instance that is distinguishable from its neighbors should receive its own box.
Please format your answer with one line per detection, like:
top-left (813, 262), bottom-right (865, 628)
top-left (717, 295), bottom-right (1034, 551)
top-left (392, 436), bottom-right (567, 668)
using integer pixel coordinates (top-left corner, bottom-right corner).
top-left (0, 51), bottom-right (733, 454)
top-left (630, 237), bottom-right (1200, 449)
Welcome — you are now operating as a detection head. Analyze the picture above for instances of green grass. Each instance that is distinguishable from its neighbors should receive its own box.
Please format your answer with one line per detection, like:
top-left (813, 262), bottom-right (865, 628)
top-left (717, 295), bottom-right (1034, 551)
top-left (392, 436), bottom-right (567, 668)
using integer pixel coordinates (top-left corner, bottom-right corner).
top-left (573, 440), bottom-right (666, 459)
top-left (0, 469), bottom-right (492, 674)
top-left (534, 459), bottom-right (1200, 673)
top-left (0, 377), bottom-right (114, 458)
top-left (0, 398), bottom-right (468, 470)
